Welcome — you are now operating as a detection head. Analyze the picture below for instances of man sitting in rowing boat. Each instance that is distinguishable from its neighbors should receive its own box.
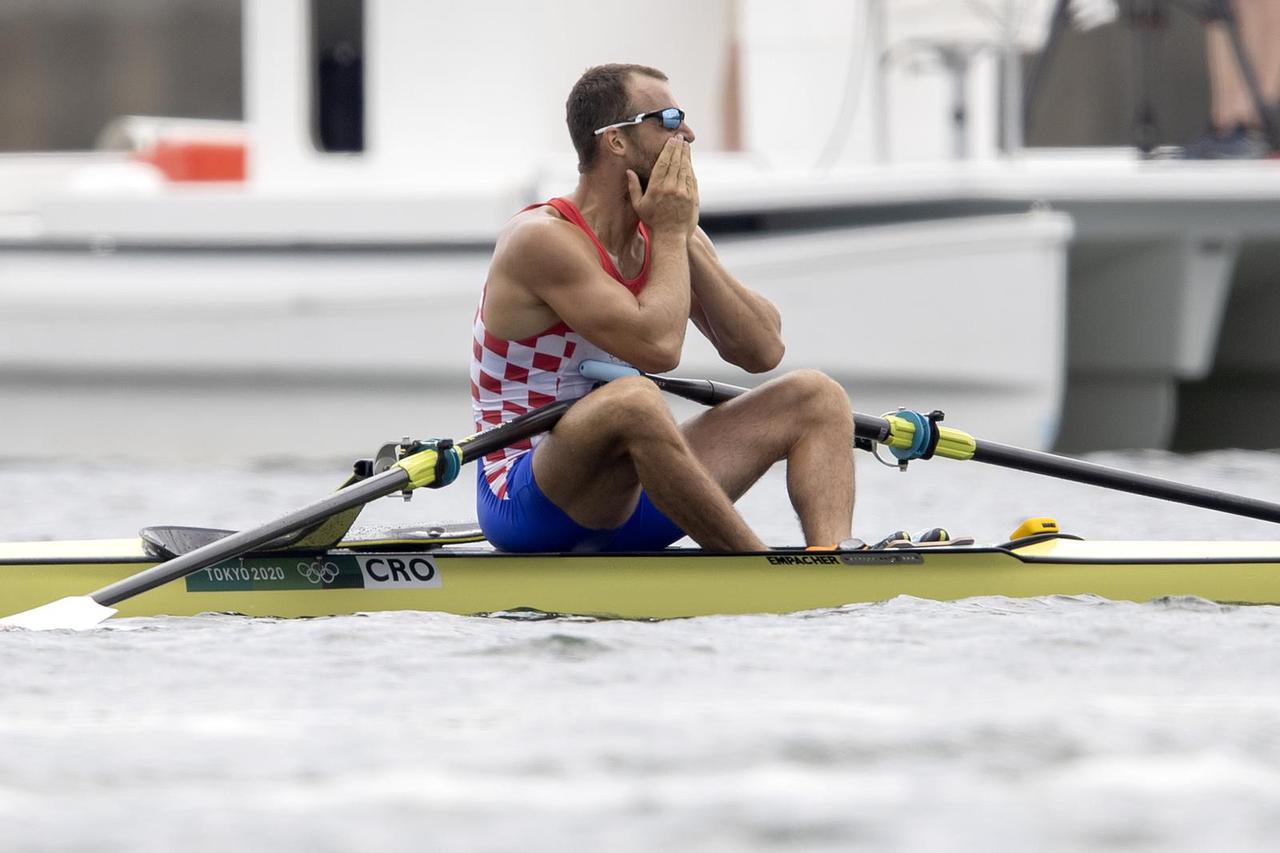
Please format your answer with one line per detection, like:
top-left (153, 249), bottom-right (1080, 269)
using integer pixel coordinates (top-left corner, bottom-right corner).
top-left (471, 63), bottom-right (855, 552)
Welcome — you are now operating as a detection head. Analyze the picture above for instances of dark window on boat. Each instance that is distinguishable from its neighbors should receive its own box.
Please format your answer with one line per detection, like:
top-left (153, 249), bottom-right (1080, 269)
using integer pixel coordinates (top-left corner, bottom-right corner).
top-left (311, 0), bottom-right (364, 153)
top-left (0, 1), bottom-right (242, 152)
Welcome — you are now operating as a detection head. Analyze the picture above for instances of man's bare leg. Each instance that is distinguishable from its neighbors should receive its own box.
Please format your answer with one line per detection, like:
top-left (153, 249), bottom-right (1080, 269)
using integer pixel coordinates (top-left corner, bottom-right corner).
top-left (1207, 1), bottom-right (1280, 129)
top-left (532, 376), bottom-right (765, 551)
top-left (679, 369), bottom-right (855, 546)
top-left (1255, 0), bottom-right (1280, 104)
top-left (533, 370), bottom-right (854, 549)
top-left (1208, 17), bottom-right (1248, 129)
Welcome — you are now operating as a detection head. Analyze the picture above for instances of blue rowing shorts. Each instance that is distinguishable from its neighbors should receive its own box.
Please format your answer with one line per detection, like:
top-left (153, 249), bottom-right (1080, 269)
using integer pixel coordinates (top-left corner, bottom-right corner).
top-left (477, 452), bottom-right (685, 552)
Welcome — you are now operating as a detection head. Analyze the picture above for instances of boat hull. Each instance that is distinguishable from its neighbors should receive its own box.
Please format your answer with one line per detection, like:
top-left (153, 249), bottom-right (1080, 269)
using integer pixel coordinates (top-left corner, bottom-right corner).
top-left (4, 537), bottom-right (1280, 620)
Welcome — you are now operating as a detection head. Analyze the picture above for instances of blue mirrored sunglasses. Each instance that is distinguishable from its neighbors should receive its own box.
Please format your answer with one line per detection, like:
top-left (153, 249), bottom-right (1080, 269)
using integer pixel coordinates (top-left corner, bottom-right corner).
top-left (593, 107), bottom-right (686, 136)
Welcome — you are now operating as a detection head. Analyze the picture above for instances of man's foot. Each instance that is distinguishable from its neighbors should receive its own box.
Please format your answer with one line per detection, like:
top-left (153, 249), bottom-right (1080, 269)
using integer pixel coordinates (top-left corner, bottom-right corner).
top-left (1184, 124), bottom-right (1269, 160)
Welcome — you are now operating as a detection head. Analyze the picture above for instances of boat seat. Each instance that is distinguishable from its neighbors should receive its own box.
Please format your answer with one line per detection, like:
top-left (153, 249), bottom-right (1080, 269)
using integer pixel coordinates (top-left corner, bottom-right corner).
top-left (140, 525), bottom-right (235, 560)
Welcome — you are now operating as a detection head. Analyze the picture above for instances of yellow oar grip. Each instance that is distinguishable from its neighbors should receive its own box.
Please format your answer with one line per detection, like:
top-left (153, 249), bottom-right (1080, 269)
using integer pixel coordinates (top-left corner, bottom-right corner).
top-left (393, 444), bottom-right (462, 491)
top-left (396, 448), bottom-right (440, 489)
top-left (882, 415), bottom-right (976, 461)
top-left (934, 426), bottom-right (976, 461)
top-left (882, 415), bottom-right (918, 452)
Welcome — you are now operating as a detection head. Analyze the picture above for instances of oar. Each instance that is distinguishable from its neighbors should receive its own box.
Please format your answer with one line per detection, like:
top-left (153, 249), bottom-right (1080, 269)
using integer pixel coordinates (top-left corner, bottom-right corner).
top-left (0, 400), bottom-right (574, 631)
top-left (580, 360), bottom-right (1280, 526)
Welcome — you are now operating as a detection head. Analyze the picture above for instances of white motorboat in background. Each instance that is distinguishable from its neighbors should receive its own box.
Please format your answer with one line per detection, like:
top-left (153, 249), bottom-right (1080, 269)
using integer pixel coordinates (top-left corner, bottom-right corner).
top-left (3, 1), bottom-right (1279, 458)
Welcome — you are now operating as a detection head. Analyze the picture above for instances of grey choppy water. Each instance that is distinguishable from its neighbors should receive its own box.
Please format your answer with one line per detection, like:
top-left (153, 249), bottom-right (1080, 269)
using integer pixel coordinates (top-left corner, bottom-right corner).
top-left (4, 448), bottom-right (1280, 851)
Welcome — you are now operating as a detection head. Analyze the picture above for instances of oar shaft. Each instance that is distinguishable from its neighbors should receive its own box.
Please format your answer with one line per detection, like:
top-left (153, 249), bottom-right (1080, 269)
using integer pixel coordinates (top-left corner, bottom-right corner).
top-left (91, 398), bottom-right (578, 608)
top-left (645, 375), bottom-right (749, 407)
top-left (643, 372), bottom-right (893, 443)
top-left (456, 400), bottom-right (574, 463)
top-left (601, 362), bottom-right (1280, 526)
top-left (973, 440), bottom-right (1280, 524)
top-left (90, 468), bottom-right (411, 607)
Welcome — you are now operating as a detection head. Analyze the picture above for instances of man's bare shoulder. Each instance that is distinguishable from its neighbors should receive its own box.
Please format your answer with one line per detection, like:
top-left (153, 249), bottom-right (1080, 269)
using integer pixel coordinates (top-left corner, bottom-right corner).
top-left (484, 205), bottom-right (618, 340)
top-left (493, 206), bottom-right (594, 281)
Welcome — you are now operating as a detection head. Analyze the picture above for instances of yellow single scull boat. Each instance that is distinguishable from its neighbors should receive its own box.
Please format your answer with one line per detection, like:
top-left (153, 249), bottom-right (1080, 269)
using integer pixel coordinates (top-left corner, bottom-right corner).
top-left (7, 363), bottom-right (1280, 630)
top-left (3, 524), bottom-right (1279, 621)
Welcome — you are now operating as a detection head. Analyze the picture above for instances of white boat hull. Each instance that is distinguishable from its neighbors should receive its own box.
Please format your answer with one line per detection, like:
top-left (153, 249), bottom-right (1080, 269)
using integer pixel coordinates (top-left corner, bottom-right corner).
top-left (0, 213), bottom-right (1068, 460)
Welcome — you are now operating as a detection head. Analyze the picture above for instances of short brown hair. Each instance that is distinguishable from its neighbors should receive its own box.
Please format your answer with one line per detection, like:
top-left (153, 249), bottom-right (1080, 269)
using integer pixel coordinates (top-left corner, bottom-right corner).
top-left (566, 63), bottom-right (668, 173)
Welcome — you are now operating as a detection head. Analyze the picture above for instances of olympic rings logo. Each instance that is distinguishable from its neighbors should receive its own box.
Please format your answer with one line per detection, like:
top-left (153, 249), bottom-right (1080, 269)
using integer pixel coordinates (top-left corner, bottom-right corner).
top-left (296, 560), bottom-right (341, 585)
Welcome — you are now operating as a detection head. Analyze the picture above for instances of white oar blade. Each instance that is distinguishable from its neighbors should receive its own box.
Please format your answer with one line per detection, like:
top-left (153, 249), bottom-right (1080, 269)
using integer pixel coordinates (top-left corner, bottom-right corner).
top-left (0, 597), bottom-right (118, 631)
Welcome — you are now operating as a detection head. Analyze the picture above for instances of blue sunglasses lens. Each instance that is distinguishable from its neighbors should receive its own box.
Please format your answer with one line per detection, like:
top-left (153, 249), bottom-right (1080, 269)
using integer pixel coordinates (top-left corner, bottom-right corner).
top-left (660, 108), bottom-right (683, 129)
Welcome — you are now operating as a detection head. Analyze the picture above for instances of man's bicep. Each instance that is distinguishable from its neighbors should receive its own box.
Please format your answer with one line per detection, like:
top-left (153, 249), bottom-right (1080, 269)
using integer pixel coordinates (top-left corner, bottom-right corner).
top-left (512, 228), bottom-right (640, 342)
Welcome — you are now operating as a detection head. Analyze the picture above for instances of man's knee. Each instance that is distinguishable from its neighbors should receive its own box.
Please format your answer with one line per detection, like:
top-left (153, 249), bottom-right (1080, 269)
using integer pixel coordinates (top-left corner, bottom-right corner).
top-left (590, 376), bottom-right (679, 438)
top-left (778, 369), bottom-right (851, 418)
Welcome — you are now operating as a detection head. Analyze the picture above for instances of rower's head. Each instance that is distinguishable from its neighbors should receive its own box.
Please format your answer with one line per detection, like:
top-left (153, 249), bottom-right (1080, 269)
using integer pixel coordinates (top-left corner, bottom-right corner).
top-left (567, 63), bottom-right (696, 188)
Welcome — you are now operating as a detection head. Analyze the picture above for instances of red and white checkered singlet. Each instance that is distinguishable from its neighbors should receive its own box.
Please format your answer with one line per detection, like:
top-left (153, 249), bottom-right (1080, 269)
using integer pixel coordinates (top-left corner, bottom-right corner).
top-left (471, 197), bottom-right (651, 499)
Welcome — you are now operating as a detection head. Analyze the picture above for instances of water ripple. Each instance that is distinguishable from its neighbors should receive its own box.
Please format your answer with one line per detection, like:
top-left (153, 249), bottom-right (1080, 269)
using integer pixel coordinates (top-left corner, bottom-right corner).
top-left (5, 451), bottom-right (1280, 850)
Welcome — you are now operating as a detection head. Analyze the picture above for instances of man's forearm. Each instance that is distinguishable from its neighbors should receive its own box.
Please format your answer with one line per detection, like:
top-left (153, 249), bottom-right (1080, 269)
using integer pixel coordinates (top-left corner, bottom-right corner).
top-left (689, 234), bottom-right (783, 372)
top-left (631, 229), bottom-right (692, 371)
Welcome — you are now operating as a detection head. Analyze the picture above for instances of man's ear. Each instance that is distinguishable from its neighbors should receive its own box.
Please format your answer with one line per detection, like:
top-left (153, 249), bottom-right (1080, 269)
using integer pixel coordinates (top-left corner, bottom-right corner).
top-left (603, 128), bottom-right (627, 159)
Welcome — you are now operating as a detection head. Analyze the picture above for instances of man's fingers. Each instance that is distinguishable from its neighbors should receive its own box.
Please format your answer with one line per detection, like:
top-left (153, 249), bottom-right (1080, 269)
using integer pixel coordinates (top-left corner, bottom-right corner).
top-left (666, 136), bottom-right (688, 190)
top-left (676, 139), bottom-right (693, 190)
top-left (625, 169), bottom-right (642, 209)
top-left (650, 135), bottom-right (678, 185)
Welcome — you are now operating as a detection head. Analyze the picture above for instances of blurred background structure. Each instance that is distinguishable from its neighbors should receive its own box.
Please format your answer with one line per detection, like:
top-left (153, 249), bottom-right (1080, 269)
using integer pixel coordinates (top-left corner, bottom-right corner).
top-left (0, 0), bottom-right (1219, 156)
top-left (0, 0), bottom-right (242, 153)
top-left (0, 0), bottom-right (1217, 155)
top-left (2, 0), bottom-right (1280, 461)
